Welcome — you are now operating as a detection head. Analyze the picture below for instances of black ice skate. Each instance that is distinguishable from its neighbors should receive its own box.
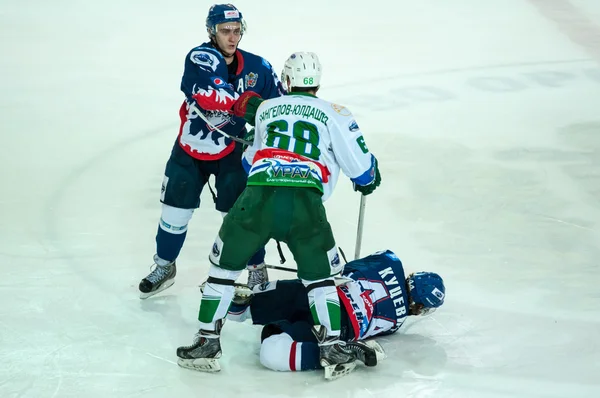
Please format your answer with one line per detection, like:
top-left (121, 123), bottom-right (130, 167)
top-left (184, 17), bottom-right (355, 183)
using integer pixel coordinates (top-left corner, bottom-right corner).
top-left (176, 320), bottom-right (224, 372)
top-left (246, 262), bottom-right (268, 290)
top-left (138, 255), bottom-right (176, 299)
top-left (346, 340), bottom-right (386, 367)
top-left (312, 325), bottom-right (358, 380)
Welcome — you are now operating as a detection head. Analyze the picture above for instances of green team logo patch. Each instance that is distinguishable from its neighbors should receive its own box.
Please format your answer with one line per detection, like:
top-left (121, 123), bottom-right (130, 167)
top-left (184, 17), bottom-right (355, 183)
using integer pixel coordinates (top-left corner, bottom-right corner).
top-left (248, 159), bottom-right (324, 192)
top-left (267, 159), bottom-right (315, 179)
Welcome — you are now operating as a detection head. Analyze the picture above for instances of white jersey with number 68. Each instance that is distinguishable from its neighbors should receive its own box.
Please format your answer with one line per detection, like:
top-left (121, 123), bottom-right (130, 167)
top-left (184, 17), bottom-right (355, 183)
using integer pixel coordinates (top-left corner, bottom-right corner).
top-left (242, 92), bottom-right (377, 201)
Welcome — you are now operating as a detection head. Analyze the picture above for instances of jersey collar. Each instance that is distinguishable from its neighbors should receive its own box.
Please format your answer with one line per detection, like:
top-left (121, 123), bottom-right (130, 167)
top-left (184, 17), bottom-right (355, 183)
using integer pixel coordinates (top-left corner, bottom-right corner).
top-left (288, 91), bottom-right (317, 98)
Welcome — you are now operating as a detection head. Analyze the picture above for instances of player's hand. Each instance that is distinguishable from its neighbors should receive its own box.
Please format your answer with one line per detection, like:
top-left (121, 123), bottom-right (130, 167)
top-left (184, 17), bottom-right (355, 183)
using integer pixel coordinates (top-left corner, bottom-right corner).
top-left (232, 91), bottom-right (262, 118)
top-left (242, 128), bottom-right (255, 151)
top-left (353, 159), bottom-right (381, 196)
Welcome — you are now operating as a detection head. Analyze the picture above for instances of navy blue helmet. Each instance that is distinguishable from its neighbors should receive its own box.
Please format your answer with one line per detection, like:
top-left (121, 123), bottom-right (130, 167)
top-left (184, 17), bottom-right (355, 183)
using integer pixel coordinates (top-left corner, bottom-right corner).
top-left (206, 4), bottom-right (246, 36)
top-left (407, 272), bottom-right (445, 315)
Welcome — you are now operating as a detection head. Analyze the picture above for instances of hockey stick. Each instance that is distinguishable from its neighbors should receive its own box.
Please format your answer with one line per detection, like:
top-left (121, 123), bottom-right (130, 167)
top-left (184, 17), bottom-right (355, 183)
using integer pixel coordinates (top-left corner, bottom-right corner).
top-left (189, 102), bottom-right (253, 146)
top-left (264, 263), bottom-right (353, 287)
top-left (265, 242), bottom-right (351, 274)
top-left (354, 194), bottom-right (367, 260)
top-left (265, 263), bottom-right (296, 273)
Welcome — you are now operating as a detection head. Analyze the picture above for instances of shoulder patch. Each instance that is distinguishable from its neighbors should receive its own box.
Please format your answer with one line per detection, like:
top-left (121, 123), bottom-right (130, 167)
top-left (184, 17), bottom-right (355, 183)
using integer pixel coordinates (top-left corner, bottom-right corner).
top-left (348, 120), bottom-right (360, 132)
top-left (191, 50), bottom-right (220, 71)
top-left (211, 76), bottom-right (228, 88)
top-left (331, 103), bottom-right (351, 117)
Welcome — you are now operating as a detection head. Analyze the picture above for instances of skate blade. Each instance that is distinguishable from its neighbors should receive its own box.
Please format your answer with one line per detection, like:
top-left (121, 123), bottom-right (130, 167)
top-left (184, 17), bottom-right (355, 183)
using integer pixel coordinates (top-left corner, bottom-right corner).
top-left (365, 340), bottom-right (387, 362)
top-left (177, 357), bottom-right (221, 372)
top-left (322, 361), bottom-right (357, 380)
top-left (139, 279), bottom-right (175, 299)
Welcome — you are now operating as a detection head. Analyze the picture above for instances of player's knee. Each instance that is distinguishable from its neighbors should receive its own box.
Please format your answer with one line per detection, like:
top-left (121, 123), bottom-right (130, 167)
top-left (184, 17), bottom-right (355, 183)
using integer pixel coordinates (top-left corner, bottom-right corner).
top-left (252, 280), bottom-right (277, 294)
top-left (208, 232), bottom-right (251, 272)
top-left (159, 204), bottom-right (194, 234)
top-left (260, 333), bottom-right (297, 372)
top-left (296, 246), bottom-right (342, 281)
top-left (207, 264), bottom-right (243, 282)
top-left (260, 322), bottom-right (284, 342)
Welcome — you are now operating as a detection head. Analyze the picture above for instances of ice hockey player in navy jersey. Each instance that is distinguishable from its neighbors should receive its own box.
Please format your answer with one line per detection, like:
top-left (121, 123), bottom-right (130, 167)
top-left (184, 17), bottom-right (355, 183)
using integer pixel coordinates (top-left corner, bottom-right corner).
top-left (227, 250), bottom-right (446, 373)
top-left (138, 4), bottom-right (284, 299)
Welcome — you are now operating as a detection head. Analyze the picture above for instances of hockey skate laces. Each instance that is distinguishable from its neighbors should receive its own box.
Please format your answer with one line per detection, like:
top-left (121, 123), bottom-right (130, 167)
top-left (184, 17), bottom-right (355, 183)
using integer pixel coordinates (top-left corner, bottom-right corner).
top-left (146, 264), bottom-right (171, 284)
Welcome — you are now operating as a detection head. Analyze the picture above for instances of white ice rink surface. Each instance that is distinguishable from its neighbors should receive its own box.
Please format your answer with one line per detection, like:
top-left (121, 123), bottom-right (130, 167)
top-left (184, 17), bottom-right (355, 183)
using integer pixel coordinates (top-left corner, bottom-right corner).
top-left (2, 0), bottom-right (600, 397)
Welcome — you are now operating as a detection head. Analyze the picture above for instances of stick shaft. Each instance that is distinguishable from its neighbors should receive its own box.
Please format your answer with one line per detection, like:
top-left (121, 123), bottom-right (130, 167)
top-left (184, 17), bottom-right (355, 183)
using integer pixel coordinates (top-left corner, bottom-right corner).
top-left (265, 263), bottom-right (296, 273)
top-left (354, 195), bottom-right (367, 260)
top-left (190, 103), bottom-right (252, 146)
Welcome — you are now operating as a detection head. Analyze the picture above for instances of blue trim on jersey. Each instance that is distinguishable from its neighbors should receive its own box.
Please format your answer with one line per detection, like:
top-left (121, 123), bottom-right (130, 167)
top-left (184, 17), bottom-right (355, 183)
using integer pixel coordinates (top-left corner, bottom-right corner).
top-left (242, 157), bottom-right (252, 174)
top-left (351, 154), bottom-right (376, 186)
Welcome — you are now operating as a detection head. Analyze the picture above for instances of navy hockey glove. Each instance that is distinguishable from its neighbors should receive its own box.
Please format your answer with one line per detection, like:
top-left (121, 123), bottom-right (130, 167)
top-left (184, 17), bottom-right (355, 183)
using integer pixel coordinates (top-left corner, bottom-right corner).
top-left (353, 159), bottom-right (381, 196)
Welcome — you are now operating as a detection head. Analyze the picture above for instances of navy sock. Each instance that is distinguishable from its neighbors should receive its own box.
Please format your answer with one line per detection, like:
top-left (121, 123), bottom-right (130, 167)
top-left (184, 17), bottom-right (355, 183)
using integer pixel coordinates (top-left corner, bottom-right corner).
top-left (248, 246), bottom-right (266, 266)
top-left (156, 225), bottom-right (187, 262)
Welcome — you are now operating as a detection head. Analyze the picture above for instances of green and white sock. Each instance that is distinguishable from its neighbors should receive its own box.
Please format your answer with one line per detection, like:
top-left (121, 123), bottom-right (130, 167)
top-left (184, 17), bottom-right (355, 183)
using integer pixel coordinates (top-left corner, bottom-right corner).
top-left (304, 278), bottom-right (341, 337)
top-left (198, 265), bottom-right (242, 330)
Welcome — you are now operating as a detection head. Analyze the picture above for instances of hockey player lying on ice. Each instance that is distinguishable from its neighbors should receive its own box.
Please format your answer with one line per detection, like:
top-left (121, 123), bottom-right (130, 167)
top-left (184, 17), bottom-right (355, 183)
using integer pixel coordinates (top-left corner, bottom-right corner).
top-left (227, 250), bottom-right (446, 376)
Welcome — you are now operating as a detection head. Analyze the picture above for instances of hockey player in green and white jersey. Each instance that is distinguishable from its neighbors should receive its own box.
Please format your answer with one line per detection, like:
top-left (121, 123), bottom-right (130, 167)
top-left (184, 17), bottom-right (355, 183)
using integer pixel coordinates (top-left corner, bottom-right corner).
top-left (176, 52), bottom-right (382, 380)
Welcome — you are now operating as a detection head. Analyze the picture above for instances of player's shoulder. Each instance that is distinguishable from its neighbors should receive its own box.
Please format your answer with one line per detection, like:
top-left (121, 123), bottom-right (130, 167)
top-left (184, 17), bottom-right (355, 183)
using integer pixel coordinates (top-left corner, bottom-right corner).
top-left (306, 97), bottom-right (358, 132)
top-left (237, 48), bottom-right (276, 71)
top-left (187, 43), bottom-right (224, 69)
top-left (347, 250), bottom-right (405, 273)
top-left (322, 100), bottom-right (354, 119)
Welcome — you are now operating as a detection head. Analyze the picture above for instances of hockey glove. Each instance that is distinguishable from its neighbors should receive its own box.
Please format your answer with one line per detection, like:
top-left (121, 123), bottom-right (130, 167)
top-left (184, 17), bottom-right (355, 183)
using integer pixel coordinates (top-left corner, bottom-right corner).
top-left (191, 87), bottom-right (237, 112)
top-left (232, 91), bottom-right (264, 125)
top-left (353, 159), bottom-right (381, 196)
top-left (242, 128), bottom-right (255, 151)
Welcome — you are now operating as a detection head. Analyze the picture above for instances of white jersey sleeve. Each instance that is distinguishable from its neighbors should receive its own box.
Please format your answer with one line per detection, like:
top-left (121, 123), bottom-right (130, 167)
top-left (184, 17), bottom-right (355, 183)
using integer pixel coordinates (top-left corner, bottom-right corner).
top-left (327, 104), bottom-right (376, 185)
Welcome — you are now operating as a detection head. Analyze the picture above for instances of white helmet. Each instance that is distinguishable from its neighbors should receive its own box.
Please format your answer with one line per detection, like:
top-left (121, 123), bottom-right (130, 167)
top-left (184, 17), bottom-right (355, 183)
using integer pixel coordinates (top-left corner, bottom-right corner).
top-left (281, 52), bottom-right (322, 92)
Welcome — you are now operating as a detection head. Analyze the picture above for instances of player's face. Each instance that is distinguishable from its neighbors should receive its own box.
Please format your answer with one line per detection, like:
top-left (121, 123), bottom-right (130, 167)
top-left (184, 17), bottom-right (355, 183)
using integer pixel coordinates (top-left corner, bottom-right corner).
top-left (215, 22), bottom-right (242, 57)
